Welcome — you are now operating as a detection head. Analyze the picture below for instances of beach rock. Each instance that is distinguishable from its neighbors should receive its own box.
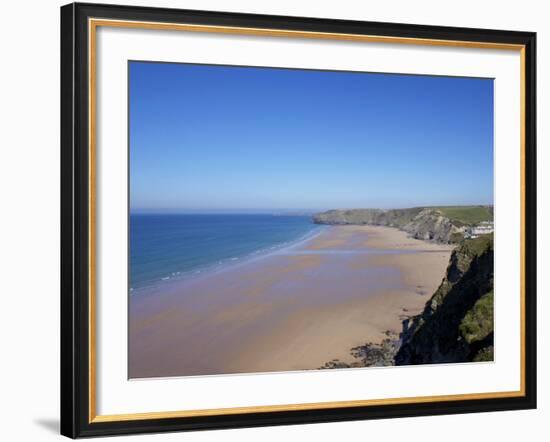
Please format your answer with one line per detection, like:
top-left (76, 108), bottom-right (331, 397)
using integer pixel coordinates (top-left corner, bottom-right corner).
top-left (319, 331), bottom-right (400, 369)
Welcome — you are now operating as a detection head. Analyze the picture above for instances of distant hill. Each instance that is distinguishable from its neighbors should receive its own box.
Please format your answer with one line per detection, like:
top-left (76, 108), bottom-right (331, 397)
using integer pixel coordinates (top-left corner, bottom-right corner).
top-left (312, 206), bottom-right (493, 243)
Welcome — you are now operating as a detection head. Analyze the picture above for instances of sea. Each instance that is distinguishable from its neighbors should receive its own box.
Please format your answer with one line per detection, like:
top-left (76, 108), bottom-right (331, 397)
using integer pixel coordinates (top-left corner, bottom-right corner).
top-left (130, 214), bottom-right (323, 292)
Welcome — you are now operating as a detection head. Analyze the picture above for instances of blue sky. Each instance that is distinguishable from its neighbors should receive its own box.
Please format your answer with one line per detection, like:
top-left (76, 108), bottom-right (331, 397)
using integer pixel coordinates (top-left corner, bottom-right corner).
top-left (129, 61), bottom-right (493, 212)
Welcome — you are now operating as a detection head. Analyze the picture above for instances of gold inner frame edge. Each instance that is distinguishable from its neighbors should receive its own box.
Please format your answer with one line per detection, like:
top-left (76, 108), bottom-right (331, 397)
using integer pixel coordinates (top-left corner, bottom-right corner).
top-left (87, 17), bottom-right (527, 423)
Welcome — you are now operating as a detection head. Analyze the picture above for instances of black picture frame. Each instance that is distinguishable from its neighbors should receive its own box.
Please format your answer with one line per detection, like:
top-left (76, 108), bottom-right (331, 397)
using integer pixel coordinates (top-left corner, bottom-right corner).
top-left (61, 2), bottom-right (537, 438)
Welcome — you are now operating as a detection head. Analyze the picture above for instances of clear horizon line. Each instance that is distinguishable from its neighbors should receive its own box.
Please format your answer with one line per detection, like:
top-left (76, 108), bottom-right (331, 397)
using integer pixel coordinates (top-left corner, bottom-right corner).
top-left (130, 203), bottom-right (495, 214)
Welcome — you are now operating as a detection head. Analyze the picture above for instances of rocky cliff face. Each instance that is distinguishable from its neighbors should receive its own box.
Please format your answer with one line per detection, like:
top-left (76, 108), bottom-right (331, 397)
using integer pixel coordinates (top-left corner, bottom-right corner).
top-left (394, 235), bottom-right (494, 365)
top-left (402, 208), bottom-right (466, 243)
top-left (313, 208), bottom-right (466, 243)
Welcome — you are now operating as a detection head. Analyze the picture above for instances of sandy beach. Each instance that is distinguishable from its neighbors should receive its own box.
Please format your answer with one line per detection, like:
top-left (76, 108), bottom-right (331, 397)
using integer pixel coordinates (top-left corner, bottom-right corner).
top-left (129, 225), bottom-right (454, 378)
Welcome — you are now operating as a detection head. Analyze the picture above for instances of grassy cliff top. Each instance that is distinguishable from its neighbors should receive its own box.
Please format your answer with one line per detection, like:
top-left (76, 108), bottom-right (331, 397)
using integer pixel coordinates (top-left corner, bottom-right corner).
top-left (463, 233), bottom-right (494, 255)
top-left (434, 206), bottom-right (493, 225)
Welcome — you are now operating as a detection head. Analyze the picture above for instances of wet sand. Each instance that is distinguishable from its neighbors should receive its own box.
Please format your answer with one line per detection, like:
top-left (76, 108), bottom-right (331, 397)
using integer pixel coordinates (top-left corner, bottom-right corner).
top-left (129, 225), bottom-right (454, 378)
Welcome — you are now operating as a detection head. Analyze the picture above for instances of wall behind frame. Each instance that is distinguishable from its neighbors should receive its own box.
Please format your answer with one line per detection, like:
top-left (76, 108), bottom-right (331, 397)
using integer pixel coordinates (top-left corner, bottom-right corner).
top-left (0, 0), bottom-right (546, 441)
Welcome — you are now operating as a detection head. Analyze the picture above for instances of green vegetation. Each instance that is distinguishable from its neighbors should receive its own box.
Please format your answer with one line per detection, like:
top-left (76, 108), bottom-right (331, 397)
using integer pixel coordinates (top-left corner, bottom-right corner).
top-left (395, 235), bottom-right (494, 365)
top-left (459, 290), bottom-right (494, 344)
top-left (473, 346), bottom-right (494, 362)
top-left (435, 206), bottom-right (493, 225)
top-left (450, 232), bottom-right (465, 243)
top-left (461, 233), bottom-right (494, 258)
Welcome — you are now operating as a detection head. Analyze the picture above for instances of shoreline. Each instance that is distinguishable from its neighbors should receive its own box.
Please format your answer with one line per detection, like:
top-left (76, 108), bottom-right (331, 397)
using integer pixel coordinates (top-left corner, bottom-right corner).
top-left (129, 224), bottom-right (454, 378)
top-left (130, 223), bottom-right (328, 294)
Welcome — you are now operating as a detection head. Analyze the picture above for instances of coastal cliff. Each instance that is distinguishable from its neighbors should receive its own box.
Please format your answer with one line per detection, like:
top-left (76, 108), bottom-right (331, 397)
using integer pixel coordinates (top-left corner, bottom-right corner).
top-left (313, 206), bottom-right (493, 243)
top-left (395, 234), bottom-right (494, 364)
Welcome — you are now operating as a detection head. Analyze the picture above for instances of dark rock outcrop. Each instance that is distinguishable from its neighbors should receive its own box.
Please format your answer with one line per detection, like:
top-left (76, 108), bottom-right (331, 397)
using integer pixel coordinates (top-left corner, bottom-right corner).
top-left (319, 331), bottom-right (400, 369)
top-left (395, 235), bottom-right (494, 365)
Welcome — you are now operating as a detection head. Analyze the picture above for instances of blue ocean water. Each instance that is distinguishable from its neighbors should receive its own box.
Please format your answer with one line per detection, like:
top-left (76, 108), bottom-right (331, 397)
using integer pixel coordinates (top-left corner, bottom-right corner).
top-left (130, 214), bottom-right (321, 291)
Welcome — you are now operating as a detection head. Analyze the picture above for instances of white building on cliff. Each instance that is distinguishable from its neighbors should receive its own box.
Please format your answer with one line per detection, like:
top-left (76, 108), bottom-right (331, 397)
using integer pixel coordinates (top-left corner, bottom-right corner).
top-left (465, 221), bottom-right (494, 238)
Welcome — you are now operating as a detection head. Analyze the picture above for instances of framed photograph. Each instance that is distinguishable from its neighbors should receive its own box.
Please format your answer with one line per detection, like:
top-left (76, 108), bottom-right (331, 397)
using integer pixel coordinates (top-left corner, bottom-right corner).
top-left (60, 2), bottom-right (537, 438)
